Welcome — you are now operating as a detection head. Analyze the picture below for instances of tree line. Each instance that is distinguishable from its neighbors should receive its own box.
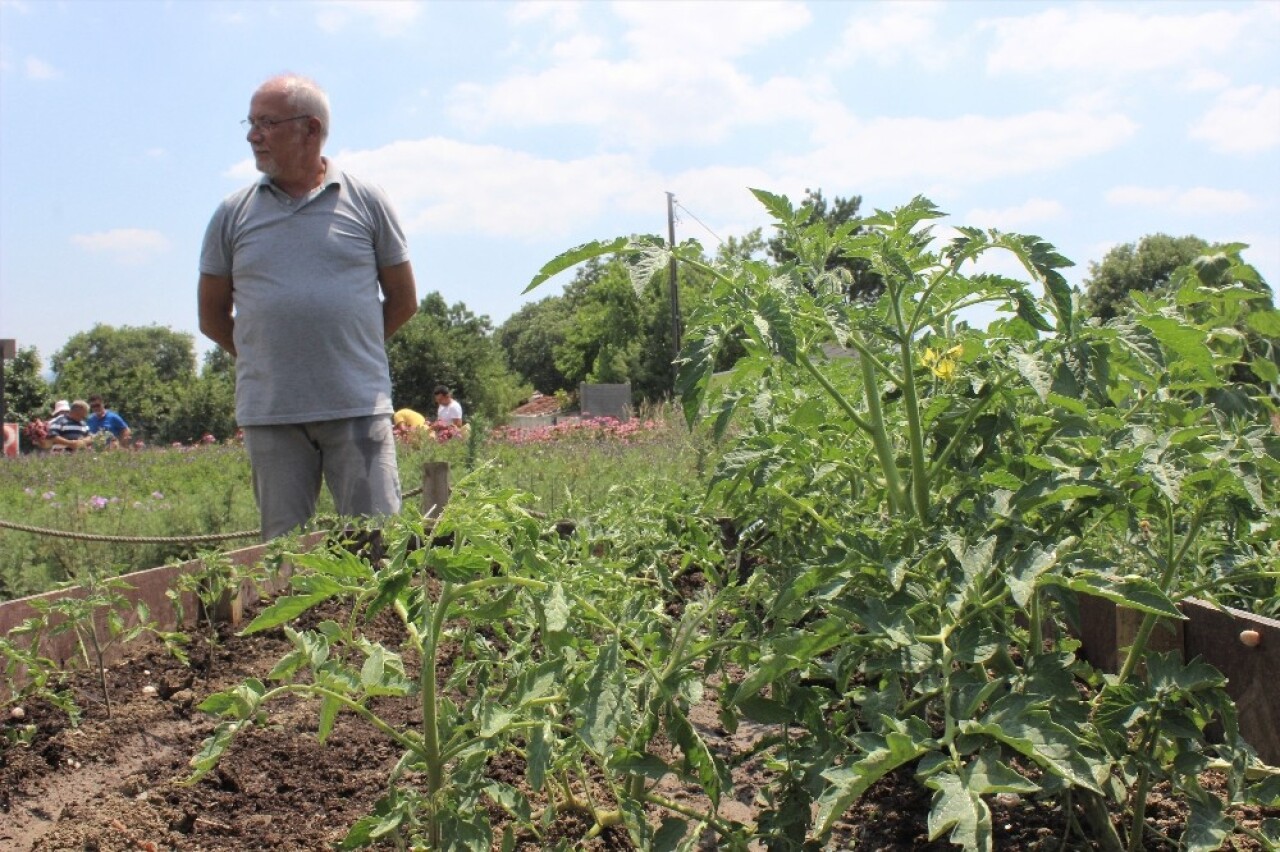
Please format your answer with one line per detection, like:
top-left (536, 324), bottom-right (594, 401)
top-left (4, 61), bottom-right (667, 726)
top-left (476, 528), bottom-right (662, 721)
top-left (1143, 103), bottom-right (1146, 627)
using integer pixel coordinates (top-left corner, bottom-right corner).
top-left (4, 189), bottom-right (1271, 445)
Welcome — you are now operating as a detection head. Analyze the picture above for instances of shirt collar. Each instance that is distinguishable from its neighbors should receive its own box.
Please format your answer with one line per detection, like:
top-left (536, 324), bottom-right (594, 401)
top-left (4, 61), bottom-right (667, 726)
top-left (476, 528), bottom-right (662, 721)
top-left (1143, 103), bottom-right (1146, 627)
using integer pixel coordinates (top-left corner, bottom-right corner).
top-left (256, 159), bottom-right (343, 196)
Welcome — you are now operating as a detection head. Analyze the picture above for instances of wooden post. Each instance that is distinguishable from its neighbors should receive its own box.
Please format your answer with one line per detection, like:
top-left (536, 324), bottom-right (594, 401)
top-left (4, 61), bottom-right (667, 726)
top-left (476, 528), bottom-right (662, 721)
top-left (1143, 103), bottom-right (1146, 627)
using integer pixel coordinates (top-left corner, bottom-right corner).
top-left (0, 338), bottom-right (15, 429)
top-left (422, 461), bottom-right (450, 519)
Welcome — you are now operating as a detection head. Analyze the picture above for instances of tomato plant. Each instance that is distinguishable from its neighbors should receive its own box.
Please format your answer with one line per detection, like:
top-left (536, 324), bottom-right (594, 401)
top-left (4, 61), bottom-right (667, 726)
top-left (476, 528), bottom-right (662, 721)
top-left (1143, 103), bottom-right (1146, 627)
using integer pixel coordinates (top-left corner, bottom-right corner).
top-left (528, 191), bottom-right (1280, 849)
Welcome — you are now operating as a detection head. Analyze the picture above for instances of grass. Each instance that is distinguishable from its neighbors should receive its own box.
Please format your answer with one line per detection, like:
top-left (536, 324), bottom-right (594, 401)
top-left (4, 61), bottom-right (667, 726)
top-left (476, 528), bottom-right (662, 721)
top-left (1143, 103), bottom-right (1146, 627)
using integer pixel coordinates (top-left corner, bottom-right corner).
top-left (0, 413), bottom-right (708, 601)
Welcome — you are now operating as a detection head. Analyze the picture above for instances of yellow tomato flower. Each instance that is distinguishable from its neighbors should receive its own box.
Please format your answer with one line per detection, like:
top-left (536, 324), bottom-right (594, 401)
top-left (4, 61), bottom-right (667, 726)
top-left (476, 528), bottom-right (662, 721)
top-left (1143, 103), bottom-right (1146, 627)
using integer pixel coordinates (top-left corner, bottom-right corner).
top-left (920, 343), bottom-right (962, 380)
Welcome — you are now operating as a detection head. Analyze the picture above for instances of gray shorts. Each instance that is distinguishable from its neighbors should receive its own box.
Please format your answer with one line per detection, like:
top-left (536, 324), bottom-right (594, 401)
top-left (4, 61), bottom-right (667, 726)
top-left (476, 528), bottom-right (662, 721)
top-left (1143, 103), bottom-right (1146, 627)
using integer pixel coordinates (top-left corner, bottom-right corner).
top-left (242, 416), bottom-right (402, 540)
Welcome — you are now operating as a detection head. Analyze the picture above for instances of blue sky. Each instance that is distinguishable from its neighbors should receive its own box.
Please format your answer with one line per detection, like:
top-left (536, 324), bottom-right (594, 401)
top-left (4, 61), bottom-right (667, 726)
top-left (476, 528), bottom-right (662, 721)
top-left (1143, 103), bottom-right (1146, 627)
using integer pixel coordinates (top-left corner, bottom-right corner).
top-left (2, 0), bottom-right (1277, 368)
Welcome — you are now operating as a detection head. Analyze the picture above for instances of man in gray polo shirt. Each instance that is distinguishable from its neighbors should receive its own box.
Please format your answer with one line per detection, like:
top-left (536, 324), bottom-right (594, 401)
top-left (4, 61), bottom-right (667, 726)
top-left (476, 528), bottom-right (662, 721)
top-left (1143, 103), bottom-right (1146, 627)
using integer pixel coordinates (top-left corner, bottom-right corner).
top-left (198, 73), bottom-right (418, 540)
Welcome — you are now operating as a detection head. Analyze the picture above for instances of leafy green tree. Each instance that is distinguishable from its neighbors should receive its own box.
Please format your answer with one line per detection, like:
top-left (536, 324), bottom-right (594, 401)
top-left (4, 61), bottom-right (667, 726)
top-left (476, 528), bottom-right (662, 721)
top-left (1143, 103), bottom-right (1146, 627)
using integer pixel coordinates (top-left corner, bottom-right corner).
top-left (555, 258), bottom-right (645, 390)
top-left (387, 292), bottom-right (526, 425)
top-left (498, 297), bottom-right (574, 396)
top-left (2, 346), bottom-right (51, 424)
top-left (1081, 234), bottom-right (1214, 320)
top-left (156, 349), bottom-right (238, 444)
top-left (502, 233), bottom-right (764, 405)
top-left (51, 324), bottom-right (197, 441)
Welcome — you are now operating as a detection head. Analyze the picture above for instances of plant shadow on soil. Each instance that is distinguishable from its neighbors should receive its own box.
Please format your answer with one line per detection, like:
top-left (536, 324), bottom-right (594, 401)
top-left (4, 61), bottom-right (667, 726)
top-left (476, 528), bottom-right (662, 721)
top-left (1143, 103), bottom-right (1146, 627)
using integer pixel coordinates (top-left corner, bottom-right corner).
top-left (2, 590), bottom-right (1276, 851)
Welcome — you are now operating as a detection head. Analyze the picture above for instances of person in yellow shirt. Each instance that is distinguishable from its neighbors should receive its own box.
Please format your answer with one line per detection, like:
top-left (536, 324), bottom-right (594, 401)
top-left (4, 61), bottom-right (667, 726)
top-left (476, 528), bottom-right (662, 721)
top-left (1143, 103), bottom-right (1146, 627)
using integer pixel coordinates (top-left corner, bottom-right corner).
top-left (393, 408), bottom-right (427, 430)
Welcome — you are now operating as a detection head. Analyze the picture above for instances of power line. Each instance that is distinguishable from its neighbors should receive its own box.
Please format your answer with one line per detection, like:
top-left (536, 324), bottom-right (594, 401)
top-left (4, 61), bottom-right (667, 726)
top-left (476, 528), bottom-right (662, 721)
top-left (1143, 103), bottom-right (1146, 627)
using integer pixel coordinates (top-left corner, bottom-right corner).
top-left (672, 200), bottom-right (724, 246)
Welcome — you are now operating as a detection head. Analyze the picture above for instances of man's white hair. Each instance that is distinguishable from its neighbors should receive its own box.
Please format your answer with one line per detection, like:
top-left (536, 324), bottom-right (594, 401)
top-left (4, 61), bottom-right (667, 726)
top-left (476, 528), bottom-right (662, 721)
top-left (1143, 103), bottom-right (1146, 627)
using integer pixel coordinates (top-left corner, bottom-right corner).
top-left (271, 73), bottom-right (331, 143)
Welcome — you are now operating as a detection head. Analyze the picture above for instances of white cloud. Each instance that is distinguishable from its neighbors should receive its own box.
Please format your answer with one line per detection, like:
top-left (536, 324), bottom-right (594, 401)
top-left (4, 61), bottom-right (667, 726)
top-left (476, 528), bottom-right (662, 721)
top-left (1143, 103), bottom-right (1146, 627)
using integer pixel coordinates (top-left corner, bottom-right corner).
top-left (1105, 185), bottom-right (1173, 207)
top-left (791, 108), bottom-right (1137, 187)
top-left (549, 33), bottom-right (605, 62)
top-left (1183, 69), bottom-right (1231, 93)
top-left (1190, 85), bottom-right (1280, 153)
top-left (507, 1), bottom-right (584, 32)
top-left (449, 1), bottom-right (823, 149)
top-left (982, 6), bottom-right (1254, 76)
top-left (830, 1), bottom-right (955, 69)
top-left (964, 198), bottom-right (1065, 231)
top-left (1106, 184), bottom-right (1258, 215)
top-left (71, 229), bottom-right (169, 264)
top-left (614, 0), bottom-right (810, 61)
top-left (448, 56), bottom-right (829, 149)
top-left (24, 56), bottom-right (59, 80)
top-left (314, 0), bottom-right (421, 37)
top-left (336, 137), bottom-right (659, 239)
top-left (1174, 186), bottom-right (1260, 215)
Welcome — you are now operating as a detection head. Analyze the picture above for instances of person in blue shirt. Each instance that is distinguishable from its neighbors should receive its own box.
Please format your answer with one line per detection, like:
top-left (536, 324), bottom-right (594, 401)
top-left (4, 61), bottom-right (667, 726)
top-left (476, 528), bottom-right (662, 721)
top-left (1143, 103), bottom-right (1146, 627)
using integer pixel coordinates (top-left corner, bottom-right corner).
top-left (87, 395), bottom-right (132, 447)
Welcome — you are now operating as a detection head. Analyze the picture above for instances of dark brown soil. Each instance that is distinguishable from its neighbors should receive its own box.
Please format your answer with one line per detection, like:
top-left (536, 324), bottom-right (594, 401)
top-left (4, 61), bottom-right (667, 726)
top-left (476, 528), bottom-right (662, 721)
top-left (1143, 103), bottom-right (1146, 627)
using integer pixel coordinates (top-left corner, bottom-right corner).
top-left (2, 595), bottom-right (1276, 851)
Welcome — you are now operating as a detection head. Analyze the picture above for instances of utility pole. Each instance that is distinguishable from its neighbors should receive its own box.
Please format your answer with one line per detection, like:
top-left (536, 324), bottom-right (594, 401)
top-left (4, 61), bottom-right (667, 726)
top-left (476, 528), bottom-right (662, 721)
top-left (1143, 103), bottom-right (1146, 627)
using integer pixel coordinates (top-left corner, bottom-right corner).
top-left (665, 193), bottom-right (682, 372)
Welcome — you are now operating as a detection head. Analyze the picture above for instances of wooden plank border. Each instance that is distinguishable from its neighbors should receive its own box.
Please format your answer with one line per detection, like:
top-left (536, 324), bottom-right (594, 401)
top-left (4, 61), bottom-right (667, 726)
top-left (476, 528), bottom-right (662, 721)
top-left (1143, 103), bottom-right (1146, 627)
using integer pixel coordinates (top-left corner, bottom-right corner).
top-left (0, 532), bottom-right (325, 675)
top-left (1076, 595), bottom-right (1280, 765)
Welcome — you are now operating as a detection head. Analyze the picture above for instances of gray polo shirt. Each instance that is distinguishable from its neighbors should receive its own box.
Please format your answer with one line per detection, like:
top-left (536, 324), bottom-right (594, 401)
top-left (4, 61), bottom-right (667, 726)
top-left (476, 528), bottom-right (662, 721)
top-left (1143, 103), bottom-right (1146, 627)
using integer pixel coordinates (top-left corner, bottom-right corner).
top-left (200, 163), bottom-right (411, 426)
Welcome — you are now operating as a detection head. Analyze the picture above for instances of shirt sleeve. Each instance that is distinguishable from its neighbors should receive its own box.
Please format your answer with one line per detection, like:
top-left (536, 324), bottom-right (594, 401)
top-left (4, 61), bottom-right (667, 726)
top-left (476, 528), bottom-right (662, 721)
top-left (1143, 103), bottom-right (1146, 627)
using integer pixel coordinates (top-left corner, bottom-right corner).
top-left (199, 201), bottom-right (235, 277)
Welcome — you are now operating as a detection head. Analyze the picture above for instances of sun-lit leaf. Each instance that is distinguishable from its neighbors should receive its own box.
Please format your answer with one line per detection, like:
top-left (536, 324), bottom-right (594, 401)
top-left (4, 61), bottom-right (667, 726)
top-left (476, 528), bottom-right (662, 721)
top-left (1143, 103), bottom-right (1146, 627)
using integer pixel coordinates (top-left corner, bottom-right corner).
top-left (927, 771), bottom-right (993, 850)
top-left (524, 236), bottom-right (631, 293)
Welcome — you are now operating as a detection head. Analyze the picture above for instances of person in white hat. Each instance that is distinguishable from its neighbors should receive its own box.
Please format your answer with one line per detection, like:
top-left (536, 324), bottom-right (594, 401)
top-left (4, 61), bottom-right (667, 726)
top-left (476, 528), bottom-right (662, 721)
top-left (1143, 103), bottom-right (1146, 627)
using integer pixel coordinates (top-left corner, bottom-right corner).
top-left (45, 400), bottom-right (94, 452)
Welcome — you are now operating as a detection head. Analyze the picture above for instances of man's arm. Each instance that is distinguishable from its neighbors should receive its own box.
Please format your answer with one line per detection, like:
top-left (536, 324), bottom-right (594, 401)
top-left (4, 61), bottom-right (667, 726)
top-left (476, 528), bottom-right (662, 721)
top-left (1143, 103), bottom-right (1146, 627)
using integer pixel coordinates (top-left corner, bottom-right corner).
top-left (49, 436), bottom-right (91, 450)
top-left (112, 415), bottom-right (133, 446)
top-left (379, 261), bottom-right (418, 339)
top-left (198, 273), bottom-right (237, 356)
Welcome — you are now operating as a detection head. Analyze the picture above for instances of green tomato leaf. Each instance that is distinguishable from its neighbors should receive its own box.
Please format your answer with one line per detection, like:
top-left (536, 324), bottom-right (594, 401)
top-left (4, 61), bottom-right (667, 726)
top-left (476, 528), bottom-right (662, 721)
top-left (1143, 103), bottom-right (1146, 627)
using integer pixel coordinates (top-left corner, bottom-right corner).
top-left (1044, 571), bottom-right (1183, 620)
top-left (242, 590), bottom-right (338, 635)
top-left (1006, 542), bottom-right (1063, 609)
top-left (525, 237), bottom-right (630, 293)
top-left (576, 638), bottom-right (627, 753)
top-left (750, 188), bottom-right (797, 225)
top-left (526, 721), bottom-right (552, 792)
top-left (815, 730), bottom-right (930, 836)
top-left (927, 771), bottom-right (993, 850)
top-left (964, 749), bottom-right (1040, 795)
top-left (1010, 347), bottom-right (1053, 402)
top-left (1245, 308), bottom-right (1280, 336)
top-left (184, 720), bottom-right (242, 783)
top-left (1182, 795), bottom-right (1232, 852)
top-left (360, 645), bottom-right (386, 691)
top-left (316, 692), bottom-right (341, 744)
top-left (479, 703), bottom-right (517, 738)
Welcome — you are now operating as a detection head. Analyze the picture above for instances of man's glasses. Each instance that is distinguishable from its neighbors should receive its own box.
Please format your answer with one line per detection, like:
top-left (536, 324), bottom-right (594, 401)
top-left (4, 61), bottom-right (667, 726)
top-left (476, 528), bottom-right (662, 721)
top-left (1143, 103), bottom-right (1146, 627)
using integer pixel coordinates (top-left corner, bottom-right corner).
top-left (241, 115), bottom-right (311, 132)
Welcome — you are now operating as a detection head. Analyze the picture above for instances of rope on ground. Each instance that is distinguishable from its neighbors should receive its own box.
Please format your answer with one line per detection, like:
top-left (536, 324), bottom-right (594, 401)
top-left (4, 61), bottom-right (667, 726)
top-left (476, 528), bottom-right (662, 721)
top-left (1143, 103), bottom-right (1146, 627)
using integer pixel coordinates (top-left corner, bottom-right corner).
top-left (0, 517), bottom-right (261, 544)
top-left (0, 485), bottom-right (427, 545)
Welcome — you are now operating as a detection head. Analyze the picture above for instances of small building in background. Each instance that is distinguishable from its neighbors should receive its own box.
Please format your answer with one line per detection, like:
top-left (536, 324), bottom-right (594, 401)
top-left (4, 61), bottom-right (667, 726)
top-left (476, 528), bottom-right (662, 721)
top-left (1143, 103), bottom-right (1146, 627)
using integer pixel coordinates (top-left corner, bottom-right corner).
top-left (579, 382), bottom-right (631, 422)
